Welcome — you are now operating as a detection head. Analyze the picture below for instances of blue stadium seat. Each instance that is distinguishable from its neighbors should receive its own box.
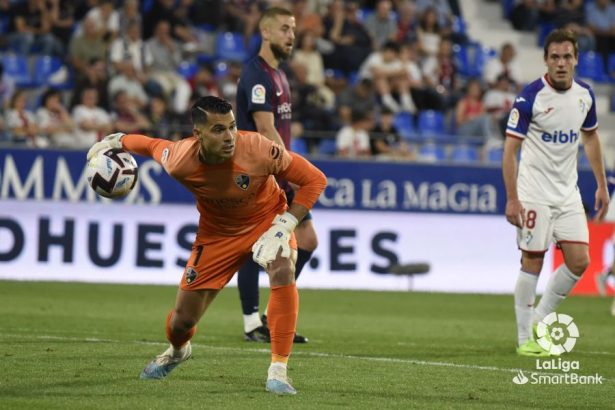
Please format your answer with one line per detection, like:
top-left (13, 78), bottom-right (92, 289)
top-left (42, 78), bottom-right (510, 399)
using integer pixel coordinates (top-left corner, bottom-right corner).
top-left (453, 43), bottom-right (495, 78)
top-left (418, 143), bottom-right (446, 162)
top-left (577, 52), bottom-right (608, 83)
top-left (486, 146), bottom-right (504, 164)
top-left (216, 32), bottom-right (248, 62)
top-left (32, 56), bottom-right (73, 90)
top-left (1, 54), bottom-right (33, 87)
top-left (452, 15), bottom-right (466, 34)
top-left (393, 112), bottom-right (416, 140)
top-left (318, 139), bottom-right (337, 156)
top-left (537, 22), bottom-right (555, 47)
top-left (291, 138), bottom-right (308, 155)
top-left (417, 110), bottom-right (445, 139)
top-left (248, 35), bottom-right (261, 58)
top-left (450, 145), bottom-right (479, 163)
top-left (177, 61), bottom-right (198, 80)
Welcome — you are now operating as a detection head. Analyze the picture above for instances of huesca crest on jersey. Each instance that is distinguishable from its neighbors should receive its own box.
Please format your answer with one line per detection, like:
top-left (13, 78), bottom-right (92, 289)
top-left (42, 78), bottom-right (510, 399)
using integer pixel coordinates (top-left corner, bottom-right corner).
top-left (235, 174), bottom-right (250, 190)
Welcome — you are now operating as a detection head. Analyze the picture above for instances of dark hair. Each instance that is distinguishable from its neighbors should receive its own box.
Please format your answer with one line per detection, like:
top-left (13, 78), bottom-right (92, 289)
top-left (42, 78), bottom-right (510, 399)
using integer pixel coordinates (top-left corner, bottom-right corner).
top-left (41, 88), bottom-right (61, 106)
top-left (544, 29), bottom-right (578, 59)
top-left (351, 109), bottom-right (369, 123)
top-left (191, 96), bottom-right (233, 126)
top-left (259, 6), bottom-right (293, 28)
top-left (382, 41), bottom-right (400, 54)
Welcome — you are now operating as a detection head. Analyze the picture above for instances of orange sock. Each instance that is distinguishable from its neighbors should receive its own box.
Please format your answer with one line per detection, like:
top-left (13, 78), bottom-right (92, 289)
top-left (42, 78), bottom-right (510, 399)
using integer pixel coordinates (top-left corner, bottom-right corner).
top-left (268, 283), bottom-right (298, 363)
top-left (165, 309), bottom-right (196, 349)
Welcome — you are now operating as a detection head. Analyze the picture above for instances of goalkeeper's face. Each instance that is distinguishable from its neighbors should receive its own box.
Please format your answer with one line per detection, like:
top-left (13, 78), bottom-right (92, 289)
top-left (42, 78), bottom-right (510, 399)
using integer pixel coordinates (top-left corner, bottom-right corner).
top-left (195, 111), bottom-right (237, 162)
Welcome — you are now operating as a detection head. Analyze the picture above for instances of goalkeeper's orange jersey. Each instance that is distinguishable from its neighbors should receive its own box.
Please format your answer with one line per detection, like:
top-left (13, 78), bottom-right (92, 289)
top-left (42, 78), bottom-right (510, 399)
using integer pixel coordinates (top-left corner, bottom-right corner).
top-left (122, 131), bottom-right (326, 238)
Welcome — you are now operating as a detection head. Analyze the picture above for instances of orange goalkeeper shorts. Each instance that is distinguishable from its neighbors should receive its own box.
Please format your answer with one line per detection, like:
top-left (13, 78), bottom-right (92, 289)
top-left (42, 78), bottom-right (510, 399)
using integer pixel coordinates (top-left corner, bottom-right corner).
top-left (180, 216), bottom-right (298, 290)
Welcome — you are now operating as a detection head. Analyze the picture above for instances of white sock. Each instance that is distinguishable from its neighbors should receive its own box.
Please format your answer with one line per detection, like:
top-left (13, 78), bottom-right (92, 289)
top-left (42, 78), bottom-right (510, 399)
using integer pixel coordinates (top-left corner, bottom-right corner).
top-left (243, 312), bottom-right (262, 333)
top-left (382, 94), bottom-right (401, 113)
top-left (268, 361), bottom-right (287, 379)
top-left (400, 92), bottom-right (416, 114)
top-left (514, 270), bottom-right (539, 345)
top-left (534, 264), bottom-right (579, 324)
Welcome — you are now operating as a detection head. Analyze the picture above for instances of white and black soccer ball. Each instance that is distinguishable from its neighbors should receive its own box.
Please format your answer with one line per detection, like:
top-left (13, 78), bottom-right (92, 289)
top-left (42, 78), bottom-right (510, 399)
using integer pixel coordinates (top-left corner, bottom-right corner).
top-left (86, 148), bottom-right (138, 198)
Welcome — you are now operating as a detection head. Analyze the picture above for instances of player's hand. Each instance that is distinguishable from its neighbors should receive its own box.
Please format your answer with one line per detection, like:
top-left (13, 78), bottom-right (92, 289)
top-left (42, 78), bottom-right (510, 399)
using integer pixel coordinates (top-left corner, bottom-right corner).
top-left (593, 186), bottom-right (610, 222)
top-left (86, 132), bottom-right (125, 161)
top-left (505, 199), bottom-right (525, 228)
top-left (252, 212), bottom-right (298, 269)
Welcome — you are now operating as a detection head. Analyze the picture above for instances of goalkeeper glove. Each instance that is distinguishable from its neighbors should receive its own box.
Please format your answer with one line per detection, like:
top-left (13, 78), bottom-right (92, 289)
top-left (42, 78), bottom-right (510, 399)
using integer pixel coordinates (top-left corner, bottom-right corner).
top-left (252, 212), bottom-right (298, 269)
top-left (86, 132), bottom-right (125, 161)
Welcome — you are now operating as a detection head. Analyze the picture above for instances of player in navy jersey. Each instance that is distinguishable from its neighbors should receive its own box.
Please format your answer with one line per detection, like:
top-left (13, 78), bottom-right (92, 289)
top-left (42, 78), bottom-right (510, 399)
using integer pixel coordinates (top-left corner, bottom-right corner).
top-left (235, 7), bottom-right (317, 343)
top-left (503, 29), bottom-right (609, 357)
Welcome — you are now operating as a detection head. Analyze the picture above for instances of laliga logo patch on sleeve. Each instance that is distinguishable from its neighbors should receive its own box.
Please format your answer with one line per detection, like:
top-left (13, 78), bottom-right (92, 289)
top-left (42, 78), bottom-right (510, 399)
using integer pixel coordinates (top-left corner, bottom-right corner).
top-left (507, 108), bottom-right (520, 128)
top-left (252, 84), bottom-right (266, 104)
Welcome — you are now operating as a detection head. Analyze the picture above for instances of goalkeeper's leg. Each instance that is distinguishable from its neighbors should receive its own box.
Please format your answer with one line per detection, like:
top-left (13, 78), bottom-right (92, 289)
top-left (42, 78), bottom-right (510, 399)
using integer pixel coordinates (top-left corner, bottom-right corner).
top-left (265, 249), bottom-right (299, 395)
top-left (140, 289), bottom-right (219, 379)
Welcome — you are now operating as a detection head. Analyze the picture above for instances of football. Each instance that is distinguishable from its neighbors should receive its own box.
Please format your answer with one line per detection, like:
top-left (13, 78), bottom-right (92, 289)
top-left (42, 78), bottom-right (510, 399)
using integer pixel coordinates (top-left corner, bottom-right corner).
top-left (86, 148), bottom-right (138, 198)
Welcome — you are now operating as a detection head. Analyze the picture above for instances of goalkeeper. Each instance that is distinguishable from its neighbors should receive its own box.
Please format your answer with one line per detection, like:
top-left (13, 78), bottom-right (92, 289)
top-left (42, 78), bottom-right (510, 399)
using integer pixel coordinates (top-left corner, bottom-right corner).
top-left (87, 96), bottom-right (326, 395)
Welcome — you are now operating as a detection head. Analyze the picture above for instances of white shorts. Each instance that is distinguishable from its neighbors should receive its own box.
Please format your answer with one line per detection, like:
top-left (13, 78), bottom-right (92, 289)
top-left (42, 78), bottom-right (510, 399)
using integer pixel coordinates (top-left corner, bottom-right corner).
top-left (516, 200), bottom-right (588, 253)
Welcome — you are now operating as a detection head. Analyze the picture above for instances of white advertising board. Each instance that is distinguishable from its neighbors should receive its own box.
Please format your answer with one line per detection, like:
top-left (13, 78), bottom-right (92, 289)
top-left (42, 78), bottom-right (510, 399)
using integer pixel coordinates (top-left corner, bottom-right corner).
top-left (0, 200), bottom-right (556, 293)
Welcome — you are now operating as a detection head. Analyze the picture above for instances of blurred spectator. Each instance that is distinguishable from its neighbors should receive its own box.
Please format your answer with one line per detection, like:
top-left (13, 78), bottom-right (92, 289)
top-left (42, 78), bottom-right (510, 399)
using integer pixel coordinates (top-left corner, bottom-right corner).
top-left (396, 0), bottom-right (418, 43)
top-left (0, 62), bottom-right (16, 109)
top-left (359, 41), bottom-right (416, 113)
top-left (108, 20), bottom-right (150, 109)
top-left (48, 0), bottom-right (76, 48)
top-left (118, 0), bottom-right (142, 38)
top-left (292, 0), bottom-right (324, 38)
top-left (6, 89), bottom-right (46, 147)
top-left (290, 62), bottom-right (338, 134)
top-left (337, 78), bottom-right (378, 125)
top-left (143, 0), bottom-right (198, 44)
top-left (365, 0), bottom-right (397, 49)
top-left (482, 43), bottom-right (522, 90)
top-left (37, 88), bottom-right (75, 148)
top-left (509, 0), bottom-right (544, 32)
top-left (421, 38), bottom-right (459, 109)
top-left (416, 0), bottom-right (453, 29)
top-left (69, 16), bottom-right (107, 82)
top-left (371, 108), bottom-right (415, 161)
top-left (81, 0), bottom-right (119, 43)
top-left (454, 79), bottom-right (498, 143)
top-left (336, 109), bottom-right (373, 158)
top-left (111, 90), bottom-right (151, 134)
top-left (71, 57), bottom-right (110, 111)
top-left (172, 0), bottom-right (206, 53)
top-left (223, 0), bottom-right (262, 41)
top-left (190, 64), bottom-right (221, 98)
top-left (9, 0), bottom-right (64, 56)
top-left (416, 7), bottom-right (443, 58)
top-left (218, 61), bottom-right (243, 106)
top-left (400, 41), bottom-right (443, 111)
top-left (553, 0), bottom-right (594, 52)
top-left (323, 0), bottom-right (372, 75)
top-left (146, 20), bottom-right (192, 113)
top-left (146, 96), bottom-right (179, 140)
top-left (483, 73), bottom-right (516, 136)
top-left (292, 31), bottom-right (336, 109)
top-left (586, 0), bottom-right (615, 73)
top-left (72, 87), bottom-right (113, 149)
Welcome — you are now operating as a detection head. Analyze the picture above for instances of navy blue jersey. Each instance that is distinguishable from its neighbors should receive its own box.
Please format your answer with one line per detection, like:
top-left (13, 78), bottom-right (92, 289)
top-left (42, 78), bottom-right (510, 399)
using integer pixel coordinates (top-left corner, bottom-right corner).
top-left (236, 56), bottom-right (292, 149)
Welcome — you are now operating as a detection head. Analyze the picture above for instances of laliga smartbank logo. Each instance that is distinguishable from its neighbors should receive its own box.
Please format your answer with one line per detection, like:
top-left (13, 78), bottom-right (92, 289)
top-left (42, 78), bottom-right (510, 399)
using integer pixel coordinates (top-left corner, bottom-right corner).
top-left (512, 313), bottom-right (604, 385)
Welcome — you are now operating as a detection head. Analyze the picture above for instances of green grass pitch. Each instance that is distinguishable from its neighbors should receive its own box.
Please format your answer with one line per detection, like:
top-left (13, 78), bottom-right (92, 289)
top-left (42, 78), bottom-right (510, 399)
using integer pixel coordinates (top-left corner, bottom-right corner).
top-left (0, 280), bottom-right (613, 409)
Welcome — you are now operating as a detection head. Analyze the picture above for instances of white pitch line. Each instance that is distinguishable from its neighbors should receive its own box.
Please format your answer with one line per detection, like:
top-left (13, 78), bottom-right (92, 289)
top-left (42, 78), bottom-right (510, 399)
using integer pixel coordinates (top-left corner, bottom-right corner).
top-left (3, 333), bottom-right (611, 381)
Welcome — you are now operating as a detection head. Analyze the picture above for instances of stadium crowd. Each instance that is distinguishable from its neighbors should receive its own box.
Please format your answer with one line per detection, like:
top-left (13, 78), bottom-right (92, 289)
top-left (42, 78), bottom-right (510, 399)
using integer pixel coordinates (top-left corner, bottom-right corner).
top-left (0, 0), bottom-right (612, 162)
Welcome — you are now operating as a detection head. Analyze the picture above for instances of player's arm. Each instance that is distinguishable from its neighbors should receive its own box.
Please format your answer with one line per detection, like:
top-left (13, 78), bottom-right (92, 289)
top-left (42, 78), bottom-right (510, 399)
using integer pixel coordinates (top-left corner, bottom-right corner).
top-left (252, 111), bottom-right (285, 147)
top-left (251, 152), bottom-right (326, 268)
top-left (86, 132), bottom-right (172, 164)
top-left (277, 152), bottom-right (327, 222)
top-left (581, 128), bottom-right (609, 220)
top-left (502, 135), bottom-right (525, 228)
